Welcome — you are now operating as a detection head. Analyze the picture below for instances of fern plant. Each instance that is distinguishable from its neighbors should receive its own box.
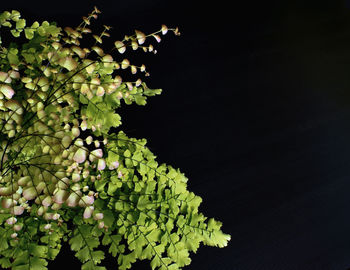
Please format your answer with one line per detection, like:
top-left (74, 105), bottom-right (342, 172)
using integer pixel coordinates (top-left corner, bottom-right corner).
top-left (0, 7), bottom-right (230, 270)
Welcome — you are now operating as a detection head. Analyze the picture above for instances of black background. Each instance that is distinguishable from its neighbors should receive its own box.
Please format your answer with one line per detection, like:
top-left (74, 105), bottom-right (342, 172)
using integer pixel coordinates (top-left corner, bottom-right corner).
top-left (3, 0), bottom-right (350, 269)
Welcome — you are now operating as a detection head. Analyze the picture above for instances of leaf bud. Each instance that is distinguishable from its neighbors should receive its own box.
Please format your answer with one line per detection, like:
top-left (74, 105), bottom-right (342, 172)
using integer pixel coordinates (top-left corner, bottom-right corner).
top-left (83, 206), bottom-right (94, 219)
top-left (174, 27), bottom-right (181, 36)
top-left (152, 34), bottom-right (161, 43)
top-left (73, 139), bottom-right (83, 148)
top-left (62, 135), bottom-right (72, 148)
top-left (79, 195), bottom-right (94, 207)
top-left (6, 217), bottom-right (17, 225)
top-left (11, 206), bottom-right (24, 216)
top-left (91, 149), bottom-right (103, 158)
top-left (72, 173), bottom-right (81, 182)
top-left (52, 213), bottom-right (60, 220)
top-left (66, 191), bottom-right (81, 207)
top-left (1, 198), bottom-right (14, 209)
top-left (97, 159), bottom-right (106, 171)
top-left (80, 120), bottom-right (87, 131)
top-left (13, 224), bottom-right (23, 231)
top-left (85, 136), bottom-right (93, 145)
top-left (42, 196), bottom-right (52, 207)
top-left (131, 40), bottom-right (138, 50)
top-left (121, 59), bottom-right (130, 69)
top-left (161, 24), bottom-right (168, 35)
top-left (96, 86), bottom-right (105, 96)
top-left (135, 79), bottom-right (142, 87)
top-left (94, 213), bottom-right (104, 220)
top-left (71, 127), bottom-right (80, 137)
top-left (98, 221), bottom-right (105, 229)
top-left (94, 140), bottom-right (100, 148)
top-left (37, 206), bottom-right (46, 216)
top-left (53, 189), bottom-right (69, 204)
top-left (82, 170), bottom-right (90, 178)
top-left (114, 41), bottom-right (126, 54)
top-left (18, 176), bottom-right (31, 186)
top-left (73, 148), bottom-right (87, 163)
top-left (57, 177), bottom-right (70, 189)
top-left (51, 203), bottom-right (62, 210)
top-left (135, 30), bottom-right (146, 44)
top-left (23, 186), bottom-right (37, 200)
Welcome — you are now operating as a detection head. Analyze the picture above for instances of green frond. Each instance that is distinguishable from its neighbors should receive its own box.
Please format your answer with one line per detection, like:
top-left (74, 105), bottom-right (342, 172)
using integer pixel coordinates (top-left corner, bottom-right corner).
top-left (0, 7), bottom-right (230, 270)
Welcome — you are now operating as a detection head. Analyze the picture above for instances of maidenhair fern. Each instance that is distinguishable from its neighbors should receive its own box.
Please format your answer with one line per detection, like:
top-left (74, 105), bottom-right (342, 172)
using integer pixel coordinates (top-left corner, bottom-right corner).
top-left (0, 7), bottom-right (230, 270)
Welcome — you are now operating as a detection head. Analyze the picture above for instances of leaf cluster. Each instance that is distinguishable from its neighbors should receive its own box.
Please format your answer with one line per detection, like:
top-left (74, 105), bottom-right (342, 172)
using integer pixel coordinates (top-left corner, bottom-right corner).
top-left (0, 7), bottom-right (229, 270)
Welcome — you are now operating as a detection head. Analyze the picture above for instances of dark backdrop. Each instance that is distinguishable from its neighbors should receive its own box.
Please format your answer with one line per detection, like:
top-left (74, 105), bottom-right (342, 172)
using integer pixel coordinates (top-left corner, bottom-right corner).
top-left (3, 0), bottom-right (350, 269)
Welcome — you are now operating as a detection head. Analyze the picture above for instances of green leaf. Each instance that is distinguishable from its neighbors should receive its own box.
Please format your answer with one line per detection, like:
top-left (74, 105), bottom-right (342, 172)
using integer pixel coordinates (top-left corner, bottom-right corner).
top-left (136, 196), bottom-right (150, 210)
top-left (167, 264), bottom-right (180, 270)
top-left (203, 229), bottom-right (231, 248)
top-left (118, 251), bottom-right (136, 270)
top-left (104, 111), bottom-right (121, 130)
top-left (115, 201), bottom-right (124, 211)
top-left (101, 209), bottom-right (115, 227)
top-left (76, 246), bottom-right (90, 263)
top-left (95, 178), bottom-right (107, 192)
top-left (22, 51), bottom-right (36, 63)
top-left (70, 225), bottom-right (106, 269)
top-left (58, 56), bottom-right (78, 71)
top-left (80, 94), bottom-right (89, 104)
top-left (1, 21), bottom-right (12, 27)
top-left (24, 28), bottom-right (34, 39)
top-left (12, 251), bottom-right (29, 267)
top-left (0, 257), bottom-right (11, 268)
top-left (106, 235), bottom-right (122, 257)
top-left (173, 242), bottom-right (191, 267)
top-left (176, 215), bottom-right (186, 228)
top-left (37, 26), bottom-right (46, 36)
top-left (146, 228), bottom-right (161, 243)
top-left (12, 254), bottom-right (48, 270)
top-left (7, 49), bottom-right (19, 65)
top-left (0, 237), bottom-right (9, 251)
top-left (82, 261), bottom-right (106, 270)
top-left (150, 256), bottom-right (161, 270)
top-left (139, 163), bottom-right (148, 175)
top-left (69, 232), bottom-right (83, 251)
top-left (31, 21), bottom-right (40, 28)
top-left (28, 244), bottom-right (48, 257)
top-left (12, 265), bottom-right (28, 270)
top-left (44, 25), bottom-right (60, 37)
top-left (11, 10), bottom-right (21, 21)
top-left (30, 257), bottom-right (48, 270)
top-left (92, 250), bottom-right (105, 264)
top-left (15, 18), bottom-right (25, 29)
top-left (104, 91), bottom-right (121, 109)
top-left (143, 88), bottom-right (162, 96)
top-left (183, 233), bottom-right (201, 252)
top-left (47, 248), bottom-right (60, 260)
top-left (140, 244), bottom-right (153, 260)
top-left (132, 151), bottom-right (143, 162)
top-left (0, 11), bottom-right (11, 25)
top-left (124, 149), bottom-right (131, 158)
top-left (10, 29), bottom-right (21, 37)
top-left (107, 182), bottom-right (119, 195)
top-left (134, 95), bottom-right (147, 106)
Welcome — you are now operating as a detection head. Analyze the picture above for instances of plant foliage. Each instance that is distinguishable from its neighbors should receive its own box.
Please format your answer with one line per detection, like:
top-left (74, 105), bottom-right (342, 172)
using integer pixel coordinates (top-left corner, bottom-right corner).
top-left (0, 7), bottom-right (230, 270)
